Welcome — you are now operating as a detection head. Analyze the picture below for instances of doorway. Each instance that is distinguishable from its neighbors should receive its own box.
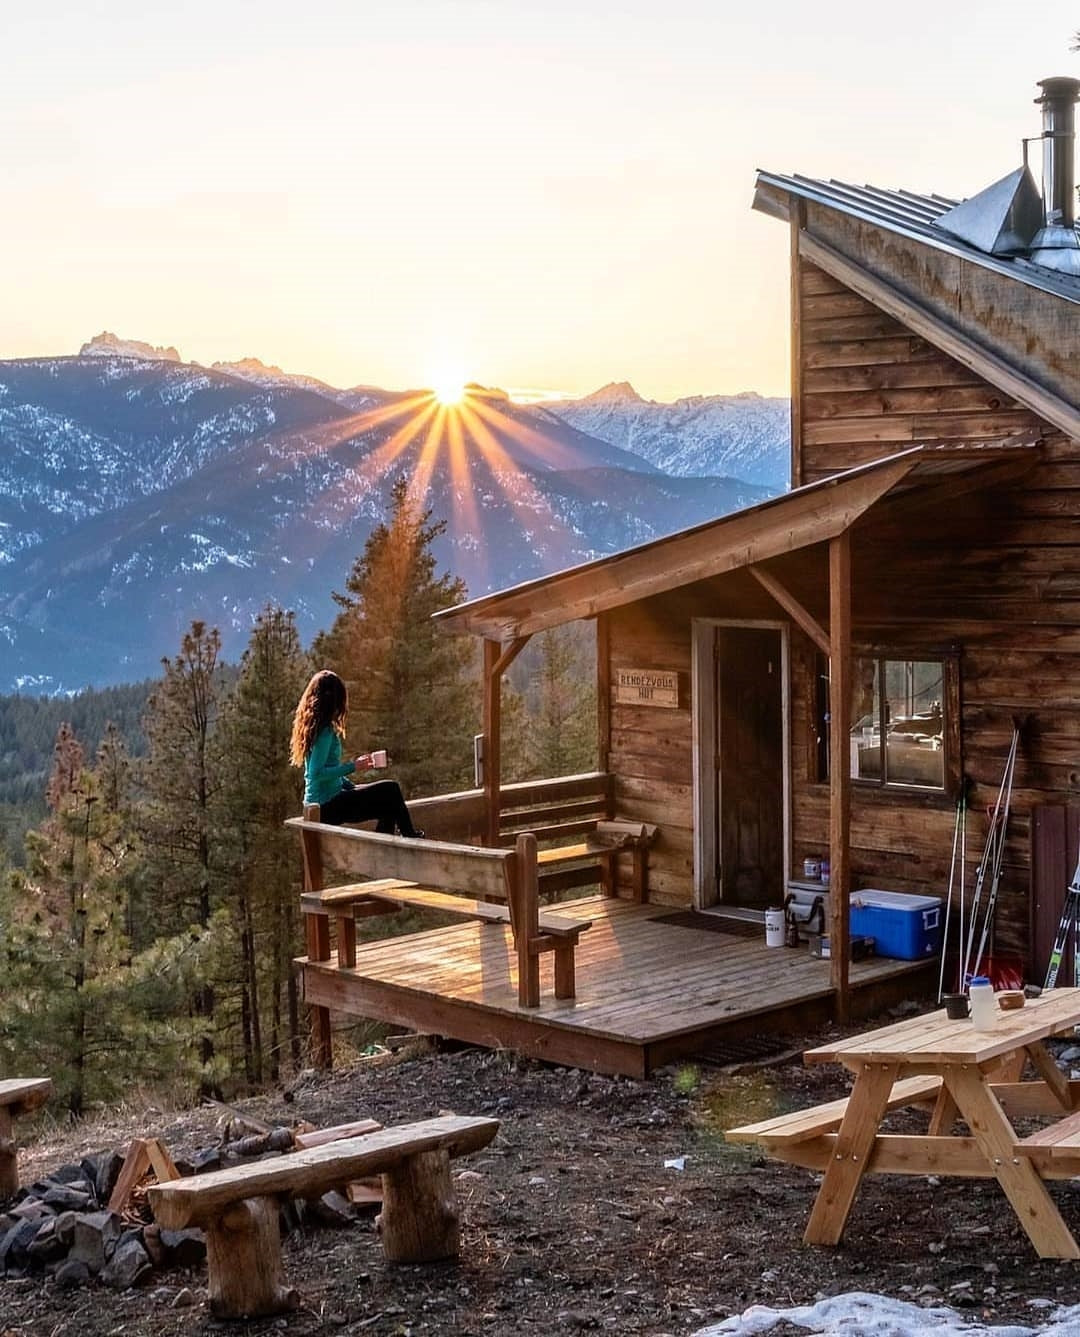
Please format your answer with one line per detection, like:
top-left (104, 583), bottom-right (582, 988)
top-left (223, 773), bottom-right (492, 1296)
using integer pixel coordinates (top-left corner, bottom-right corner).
top-left (692, 620), bottom-right (789, 909)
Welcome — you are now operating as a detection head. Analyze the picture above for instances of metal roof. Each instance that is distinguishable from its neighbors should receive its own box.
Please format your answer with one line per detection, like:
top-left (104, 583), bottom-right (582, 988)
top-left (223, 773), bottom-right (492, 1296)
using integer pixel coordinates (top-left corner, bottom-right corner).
top-left (755, 171), bottom-right (1080, 305)
top-left (434, 441), bottom-right (1040, 641)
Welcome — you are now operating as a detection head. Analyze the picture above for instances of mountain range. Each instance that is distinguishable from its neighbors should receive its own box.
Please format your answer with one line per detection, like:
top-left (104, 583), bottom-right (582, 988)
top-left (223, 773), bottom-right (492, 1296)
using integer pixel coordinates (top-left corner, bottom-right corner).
top-left (0, 336), bottom-right (789, 692)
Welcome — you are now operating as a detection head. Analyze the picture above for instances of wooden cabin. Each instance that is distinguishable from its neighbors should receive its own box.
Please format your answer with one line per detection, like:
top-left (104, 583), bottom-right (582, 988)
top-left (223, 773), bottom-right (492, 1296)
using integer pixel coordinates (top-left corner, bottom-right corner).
top-left (297, 78), bottom-right (1080, 1076)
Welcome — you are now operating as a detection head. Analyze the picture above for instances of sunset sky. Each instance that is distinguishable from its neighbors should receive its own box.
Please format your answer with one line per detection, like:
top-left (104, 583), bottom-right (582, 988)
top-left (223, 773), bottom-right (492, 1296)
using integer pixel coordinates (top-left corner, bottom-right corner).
top-left (4, 0), bottom-right (1077, 401)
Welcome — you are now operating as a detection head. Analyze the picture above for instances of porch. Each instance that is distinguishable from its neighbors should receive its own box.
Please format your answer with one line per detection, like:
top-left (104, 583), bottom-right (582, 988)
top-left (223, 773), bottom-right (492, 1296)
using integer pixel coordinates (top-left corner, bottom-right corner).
top-left (300, 894), bottom-right (932, 1079)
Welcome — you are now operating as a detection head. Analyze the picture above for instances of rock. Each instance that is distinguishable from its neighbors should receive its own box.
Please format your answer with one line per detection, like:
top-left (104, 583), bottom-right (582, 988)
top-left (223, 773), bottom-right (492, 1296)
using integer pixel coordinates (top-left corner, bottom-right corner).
top-left (54, 1211), bottom-right (78, 1247)
top-left (308, 1191), bottom-right (354, 1228)
top-left (69, 1210), bottom-right (124, 1274)
top-left (55, 1257), bottom-right (91, 1288)
top-left (9, 1198), bottom-right (51, 1222)
top-left (159, 1227), bottom-right (206, 1266)
top-left (142, 1223), bottom-right (164, 1266)
top-left (28, 1218), bottom-right (66, 1264)
top-left (90, 1150), bottom-right (125, 1205)
top-left (172, 1286), bottom-right (197, 1307)
top-left (101, 1236), bottom-right (152, 1289)
top-left (43, 1184), bottom-right (93, 1212)
top-left (51, 1163), bottom-right (89, 1186)
top-left (0, 1218), bottom-right (41, 1272)
top-left (191, 1147), bottom-right (223, 1175)
top-left (268, 1127), bottom-right (295, 1152)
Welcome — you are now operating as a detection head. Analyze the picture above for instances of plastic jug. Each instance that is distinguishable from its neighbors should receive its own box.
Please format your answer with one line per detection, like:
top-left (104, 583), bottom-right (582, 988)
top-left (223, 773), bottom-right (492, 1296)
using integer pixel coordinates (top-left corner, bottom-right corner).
top-left (969, 976), bottom-right (997, 1031)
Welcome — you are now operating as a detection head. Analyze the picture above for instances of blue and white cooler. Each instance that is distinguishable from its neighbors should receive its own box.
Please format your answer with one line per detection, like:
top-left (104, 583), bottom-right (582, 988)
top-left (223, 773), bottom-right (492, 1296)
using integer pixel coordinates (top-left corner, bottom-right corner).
top-left (849, 889), bottom-right (943, 960)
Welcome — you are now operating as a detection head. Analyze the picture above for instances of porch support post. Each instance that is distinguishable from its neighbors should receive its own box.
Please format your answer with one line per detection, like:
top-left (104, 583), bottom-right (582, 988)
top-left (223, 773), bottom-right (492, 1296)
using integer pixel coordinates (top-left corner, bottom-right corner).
top-left (483, 636), bottom-right (530, 847)
top-left (483, 639), bottom-right (502, 848)
top-left (828, 530), bottom-right (852, 1020)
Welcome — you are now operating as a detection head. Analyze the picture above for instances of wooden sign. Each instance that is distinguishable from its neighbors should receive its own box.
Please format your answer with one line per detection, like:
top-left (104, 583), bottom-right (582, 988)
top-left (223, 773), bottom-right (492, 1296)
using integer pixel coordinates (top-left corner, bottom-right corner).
top-left (614, 668), bottom-right (679, 708)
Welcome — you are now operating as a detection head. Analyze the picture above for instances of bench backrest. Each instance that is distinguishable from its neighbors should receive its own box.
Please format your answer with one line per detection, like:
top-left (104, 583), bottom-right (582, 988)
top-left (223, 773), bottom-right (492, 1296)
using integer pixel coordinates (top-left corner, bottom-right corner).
top-left (148, 1114), bottom-right (500, 1229)
top-left (284, 816), bottom-right (516, 903)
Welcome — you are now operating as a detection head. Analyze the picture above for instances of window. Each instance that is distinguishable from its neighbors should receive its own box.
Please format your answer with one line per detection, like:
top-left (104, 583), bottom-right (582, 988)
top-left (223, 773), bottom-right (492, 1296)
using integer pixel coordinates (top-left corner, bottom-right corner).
top-left (812, 650), bottom-right (958, 794)
top-left (851, 656), bottom-right (950, 791)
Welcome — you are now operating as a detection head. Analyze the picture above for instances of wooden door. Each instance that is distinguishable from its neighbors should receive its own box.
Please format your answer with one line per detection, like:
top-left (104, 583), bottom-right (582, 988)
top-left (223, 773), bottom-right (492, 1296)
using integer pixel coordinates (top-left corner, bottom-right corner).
top-left (717, 627), bottom-right (784, 907)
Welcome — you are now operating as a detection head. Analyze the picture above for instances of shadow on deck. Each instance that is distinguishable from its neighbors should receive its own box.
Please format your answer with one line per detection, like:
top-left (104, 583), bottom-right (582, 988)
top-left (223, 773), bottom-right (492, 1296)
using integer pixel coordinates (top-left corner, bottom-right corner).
top-left (299, 897), bottom-right (933, 1078)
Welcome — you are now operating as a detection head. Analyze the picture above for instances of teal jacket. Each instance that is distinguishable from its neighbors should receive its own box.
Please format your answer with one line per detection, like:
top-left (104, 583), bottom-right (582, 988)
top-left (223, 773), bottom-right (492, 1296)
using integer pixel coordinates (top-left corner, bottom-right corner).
top-left (304, 727), bottom-right (356, 806)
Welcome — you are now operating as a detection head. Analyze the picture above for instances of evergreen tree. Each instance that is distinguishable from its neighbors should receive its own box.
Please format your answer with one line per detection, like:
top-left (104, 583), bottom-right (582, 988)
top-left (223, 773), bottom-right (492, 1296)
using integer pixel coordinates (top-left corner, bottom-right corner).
top-left (526, 627), bottom-right (598, 779)
top-left (217, 605), bottom-right (310, 1083)
top-left (139, 621), bottom-right (227, 1091)
top-left (315, 478), bottom-right (478, 797)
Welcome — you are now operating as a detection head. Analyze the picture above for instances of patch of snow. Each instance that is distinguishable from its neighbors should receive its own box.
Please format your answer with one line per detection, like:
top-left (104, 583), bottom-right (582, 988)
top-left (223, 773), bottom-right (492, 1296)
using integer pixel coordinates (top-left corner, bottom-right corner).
top-left (696, 1292), bottom-right (1080, 1337)
top-left (80, 331), bottom-right (181, 361)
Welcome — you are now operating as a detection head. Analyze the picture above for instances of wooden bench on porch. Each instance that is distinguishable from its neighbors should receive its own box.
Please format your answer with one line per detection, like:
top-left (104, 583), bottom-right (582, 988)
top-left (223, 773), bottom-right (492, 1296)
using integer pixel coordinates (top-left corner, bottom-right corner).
top-left (287, 807), bottom-right (594, 1061)
top-left (147, 1114), bottom-right (499, 1319)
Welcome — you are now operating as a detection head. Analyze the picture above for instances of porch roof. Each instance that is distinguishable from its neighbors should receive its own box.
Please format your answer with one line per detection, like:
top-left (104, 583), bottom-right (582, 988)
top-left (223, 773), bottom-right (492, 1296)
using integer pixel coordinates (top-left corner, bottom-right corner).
top-left (433, 441), bottom-right (1039, 640)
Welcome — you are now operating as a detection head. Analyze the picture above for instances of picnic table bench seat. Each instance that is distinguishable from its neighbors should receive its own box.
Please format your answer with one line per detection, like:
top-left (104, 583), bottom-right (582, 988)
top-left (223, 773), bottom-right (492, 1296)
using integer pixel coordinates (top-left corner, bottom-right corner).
top-left (147, 1114), bottom-right (499, 1319)
top-left (726, 1074), bottom-right (944, 1149)
top-left (0, 1078), bottom-right (52, 1199)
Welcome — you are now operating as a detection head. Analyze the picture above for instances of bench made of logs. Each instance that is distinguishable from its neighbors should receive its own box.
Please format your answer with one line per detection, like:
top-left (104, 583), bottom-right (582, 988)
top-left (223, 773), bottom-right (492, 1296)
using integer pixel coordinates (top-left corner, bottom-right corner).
top-left (0, 1078), bottom-right (53, 1200)
top-left (147, 1114), bottom-right (499, 1319)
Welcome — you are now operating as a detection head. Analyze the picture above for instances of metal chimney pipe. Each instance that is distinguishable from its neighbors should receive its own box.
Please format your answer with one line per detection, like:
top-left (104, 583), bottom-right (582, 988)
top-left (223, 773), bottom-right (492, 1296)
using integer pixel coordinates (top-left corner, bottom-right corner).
top-left (1035, 76), bottom-right (1080, 228)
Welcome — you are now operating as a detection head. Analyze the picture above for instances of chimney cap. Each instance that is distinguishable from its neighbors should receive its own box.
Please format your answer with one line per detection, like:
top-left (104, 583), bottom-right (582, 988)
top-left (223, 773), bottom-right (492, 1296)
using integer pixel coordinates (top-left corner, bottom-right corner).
top-left (1035, 76), bottom-right (1080, 105)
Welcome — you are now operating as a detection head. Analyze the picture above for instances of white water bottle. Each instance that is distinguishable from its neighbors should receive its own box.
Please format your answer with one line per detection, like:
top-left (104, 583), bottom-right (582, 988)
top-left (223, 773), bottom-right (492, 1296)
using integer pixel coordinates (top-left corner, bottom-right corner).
top-left (969, 976), bottom-right (996, 1031)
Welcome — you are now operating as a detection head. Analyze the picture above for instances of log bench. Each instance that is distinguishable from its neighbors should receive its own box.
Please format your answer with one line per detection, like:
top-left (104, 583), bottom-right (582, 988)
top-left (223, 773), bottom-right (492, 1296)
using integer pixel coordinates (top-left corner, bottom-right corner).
top-left (147, 1114), bottom-right (499, 1319)
top-left (0, 1078), bottom-right (52, 1200)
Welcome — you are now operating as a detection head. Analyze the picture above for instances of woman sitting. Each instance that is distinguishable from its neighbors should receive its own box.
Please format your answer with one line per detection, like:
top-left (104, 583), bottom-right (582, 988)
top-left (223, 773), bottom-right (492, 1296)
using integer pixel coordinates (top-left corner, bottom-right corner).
top-left (290, 669), bottom-right (422, 836)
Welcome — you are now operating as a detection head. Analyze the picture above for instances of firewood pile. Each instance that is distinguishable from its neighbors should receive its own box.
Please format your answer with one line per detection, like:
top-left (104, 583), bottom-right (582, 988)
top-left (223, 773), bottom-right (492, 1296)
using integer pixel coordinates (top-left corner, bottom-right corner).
top-left (0, 1112), bottom-right (381, 1291)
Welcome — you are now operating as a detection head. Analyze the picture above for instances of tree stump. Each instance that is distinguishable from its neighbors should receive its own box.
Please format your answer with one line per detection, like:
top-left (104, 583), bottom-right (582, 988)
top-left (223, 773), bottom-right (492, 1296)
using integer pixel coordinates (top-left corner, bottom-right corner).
top-left (205, 1196), bottom-right (299, 1318)
top-left (380, 1149), bottom-right (460, 1262)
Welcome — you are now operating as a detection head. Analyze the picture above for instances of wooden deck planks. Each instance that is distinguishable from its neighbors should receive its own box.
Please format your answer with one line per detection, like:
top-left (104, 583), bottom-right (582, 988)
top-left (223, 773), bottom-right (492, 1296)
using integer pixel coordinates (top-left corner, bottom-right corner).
top-left (304, 900), bottom-right (928, 1057)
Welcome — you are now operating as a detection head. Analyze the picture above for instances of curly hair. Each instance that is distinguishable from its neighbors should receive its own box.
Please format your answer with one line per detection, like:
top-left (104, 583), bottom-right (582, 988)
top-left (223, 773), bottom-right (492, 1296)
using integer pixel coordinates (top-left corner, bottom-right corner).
top-left (290, 670), bottom-right (348, 766)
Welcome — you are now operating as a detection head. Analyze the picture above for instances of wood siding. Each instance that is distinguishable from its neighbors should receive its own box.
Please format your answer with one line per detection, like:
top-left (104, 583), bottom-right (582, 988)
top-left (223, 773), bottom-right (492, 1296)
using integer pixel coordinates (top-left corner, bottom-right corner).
top-left (601, 257), bottom-right (1080, 977)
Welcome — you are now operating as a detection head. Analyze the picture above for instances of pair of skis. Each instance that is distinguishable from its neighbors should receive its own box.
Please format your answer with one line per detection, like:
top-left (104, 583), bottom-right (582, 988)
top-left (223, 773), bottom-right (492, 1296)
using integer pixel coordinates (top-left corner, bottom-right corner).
top-left (1043, 855), bottom-right (1080, 989)
top-left (937, 726), bottom-right (1019, 1001)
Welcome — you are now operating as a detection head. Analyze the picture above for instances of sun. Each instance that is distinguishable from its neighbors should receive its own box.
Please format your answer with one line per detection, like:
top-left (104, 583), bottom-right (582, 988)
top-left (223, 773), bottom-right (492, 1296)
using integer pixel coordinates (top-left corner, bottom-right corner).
top-left (431, 373), bottom-right (466, 407)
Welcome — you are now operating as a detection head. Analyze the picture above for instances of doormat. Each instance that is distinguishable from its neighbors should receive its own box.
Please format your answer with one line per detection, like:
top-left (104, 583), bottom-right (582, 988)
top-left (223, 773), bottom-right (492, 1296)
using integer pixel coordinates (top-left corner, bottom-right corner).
top-left (652, 911), bottom-right (763, 939)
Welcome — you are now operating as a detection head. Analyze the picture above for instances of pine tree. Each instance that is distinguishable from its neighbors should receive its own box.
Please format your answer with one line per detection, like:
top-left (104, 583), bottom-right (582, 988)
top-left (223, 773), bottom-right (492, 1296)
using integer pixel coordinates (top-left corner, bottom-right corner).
top-left (526, 627), bottom-right (598, 779)
top-left (217, 606), bottom-right (310, 1083)
top-left (314, 478), bottom-right (478, 797)
top-left (139, 621), bottom-right (227, 1092)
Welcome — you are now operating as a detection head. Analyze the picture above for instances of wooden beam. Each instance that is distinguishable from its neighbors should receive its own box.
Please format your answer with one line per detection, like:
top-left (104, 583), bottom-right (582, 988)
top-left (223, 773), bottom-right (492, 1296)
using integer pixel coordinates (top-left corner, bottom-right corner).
top-left (490, 635), bottom-right (529, 680)
top-left (749, 565), bottom-right (830, 656)
top-left (790, 202), bottom-right (806, 489)
top-left (799, 231), bottom-right (1080, 444)
top-left (828, 530), bottom-right (852, 1018)
top-left (596, 612), bottom-right (611, 780)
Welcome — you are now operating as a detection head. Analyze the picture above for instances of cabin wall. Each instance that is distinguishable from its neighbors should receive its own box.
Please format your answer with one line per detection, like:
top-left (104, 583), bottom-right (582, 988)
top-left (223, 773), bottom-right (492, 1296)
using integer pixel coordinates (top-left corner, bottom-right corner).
top-left (794, 258), bottom-right (1048, 485)
top-left (790, 253), bottom-right (1080, 968)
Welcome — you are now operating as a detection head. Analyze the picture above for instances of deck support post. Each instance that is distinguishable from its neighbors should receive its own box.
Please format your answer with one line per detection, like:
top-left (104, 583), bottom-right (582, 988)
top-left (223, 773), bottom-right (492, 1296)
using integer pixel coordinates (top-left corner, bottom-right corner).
top-left (514, 832), bottom-right (541, 1007)
top-left (828, 531), bottom-right (852, 1021)
top-left (482, 635), bottom-right (530, 847)
top-left (301, 802), bottom-right (333, 1070)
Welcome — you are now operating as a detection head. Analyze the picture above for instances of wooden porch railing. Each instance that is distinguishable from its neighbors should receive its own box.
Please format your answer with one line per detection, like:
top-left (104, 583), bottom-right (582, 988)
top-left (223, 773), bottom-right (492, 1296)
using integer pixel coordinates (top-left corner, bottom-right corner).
top-left (408, 771), bottom-right (614, 850)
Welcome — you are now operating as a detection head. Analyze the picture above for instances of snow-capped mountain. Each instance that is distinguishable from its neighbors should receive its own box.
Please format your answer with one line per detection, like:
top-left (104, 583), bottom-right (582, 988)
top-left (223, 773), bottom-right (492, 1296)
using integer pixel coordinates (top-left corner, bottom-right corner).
top-left (80, 331), bottom-right (182, 362)
top-left (0, 344), bottom-right (785, 692)
top-left (540, 382), bottom-right (790, 490)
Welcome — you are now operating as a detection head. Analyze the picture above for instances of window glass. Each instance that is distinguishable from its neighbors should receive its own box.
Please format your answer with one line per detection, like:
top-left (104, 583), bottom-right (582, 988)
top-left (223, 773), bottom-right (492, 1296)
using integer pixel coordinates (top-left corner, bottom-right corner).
top-left (850, 657), bottom-right (945, 790)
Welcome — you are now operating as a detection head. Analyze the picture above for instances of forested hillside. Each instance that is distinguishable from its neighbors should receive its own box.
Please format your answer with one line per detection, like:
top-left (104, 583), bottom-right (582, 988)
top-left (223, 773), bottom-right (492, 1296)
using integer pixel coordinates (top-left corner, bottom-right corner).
top-left (0, 486), bottom-right (597, 1113)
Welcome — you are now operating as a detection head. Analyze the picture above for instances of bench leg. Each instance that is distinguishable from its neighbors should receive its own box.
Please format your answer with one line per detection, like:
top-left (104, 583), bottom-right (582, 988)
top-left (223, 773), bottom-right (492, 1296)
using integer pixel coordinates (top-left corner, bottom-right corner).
top-left (205, 1196), bottom-right (299, 1318)
top-left (0, 1109), bottom-right (16, 1201)
top-left (554, 943), bottom-right (576, 1000)
top-left (304, 911), bottom-right (333, 1069)
top-left (380, 1149), bottom-right (460, 1263)
top-left (337, 914), bottom-right (357, 969)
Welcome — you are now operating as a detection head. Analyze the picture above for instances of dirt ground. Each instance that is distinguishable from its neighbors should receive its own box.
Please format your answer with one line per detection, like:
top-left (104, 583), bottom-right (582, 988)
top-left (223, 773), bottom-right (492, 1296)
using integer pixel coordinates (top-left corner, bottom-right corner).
top-left (4, 1009), bottom-right (1080, 1337)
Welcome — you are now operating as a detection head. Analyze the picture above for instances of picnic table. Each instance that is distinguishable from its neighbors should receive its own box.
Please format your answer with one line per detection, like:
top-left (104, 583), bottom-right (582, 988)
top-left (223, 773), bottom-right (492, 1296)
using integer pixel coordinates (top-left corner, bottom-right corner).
top-left (728, 989), bottom-right (1080, 1259)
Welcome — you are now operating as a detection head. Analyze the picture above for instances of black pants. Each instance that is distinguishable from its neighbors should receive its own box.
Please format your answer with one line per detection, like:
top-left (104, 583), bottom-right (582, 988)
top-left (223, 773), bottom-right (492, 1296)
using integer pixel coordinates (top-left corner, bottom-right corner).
top-left (318, 781), bottom-right (419, 837)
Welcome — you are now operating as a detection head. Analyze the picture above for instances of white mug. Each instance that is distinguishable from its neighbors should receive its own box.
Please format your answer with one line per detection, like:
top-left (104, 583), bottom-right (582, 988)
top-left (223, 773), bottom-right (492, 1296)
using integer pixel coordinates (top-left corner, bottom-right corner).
top-left (371, 749), bottom-right (388, 769)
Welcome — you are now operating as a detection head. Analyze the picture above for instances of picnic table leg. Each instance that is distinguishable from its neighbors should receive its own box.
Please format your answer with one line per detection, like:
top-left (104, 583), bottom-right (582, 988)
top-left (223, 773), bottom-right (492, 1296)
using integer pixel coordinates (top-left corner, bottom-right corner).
top-left (380, 1149), bottom-right (460, 1262)
top-left (304, 910), bottom-right (333, 1068)
top-left (946, 1065), bottom-right (1080, 1260)
top-left (804, 1062), bottom-right (899, 1246)
top-left (205, 1196), bottom-right (299, 1318)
